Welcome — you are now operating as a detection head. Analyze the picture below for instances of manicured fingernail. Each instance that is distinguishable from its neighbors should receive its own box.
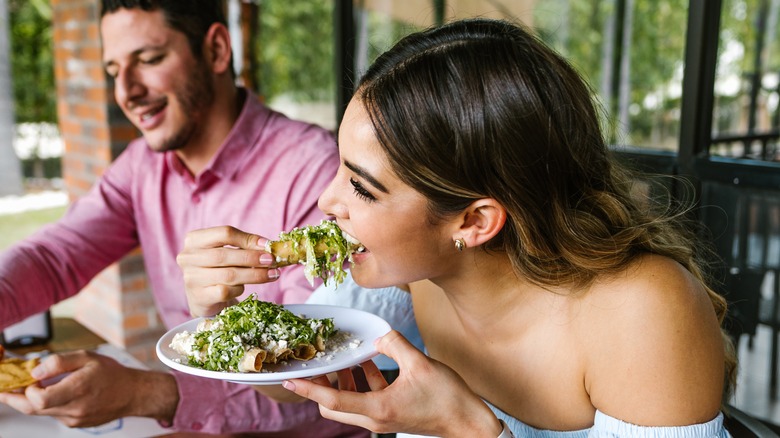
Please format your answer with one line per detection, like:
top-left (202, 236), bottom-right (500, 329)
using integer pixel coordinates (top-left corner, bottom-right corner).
top-left (268, 268), bottom-right (280, 280)
top-left (282, 380), bottom-right (295, 390)
top-left (259, 254), bottom-right (274, 265)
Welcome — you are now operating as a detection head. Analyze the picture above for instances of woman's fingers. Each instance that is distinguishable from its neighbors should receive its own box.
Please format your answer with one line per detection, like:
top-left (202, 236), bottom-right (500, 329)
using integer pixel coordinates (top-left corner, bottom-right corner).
top-left (183, 263), bottom-right (280, 288)
top-left (182, 226), bottom-right (266, 251)
top-left (374, 330), bottom-right (425, 368)
top-left (178, 246), bottom-right (268, 268)
top-left (335, 368), bottom-right (357, 392)
top-left (187, 285), bottom-right (240, 317)
top-left (177, 226), bottom-right (283, 317)
top-left (284, 377), bottom-right (367, 413)
top-left (178, 226), bottom-right (276, 271)
top-left (359, 360), bottom-right (389, 392)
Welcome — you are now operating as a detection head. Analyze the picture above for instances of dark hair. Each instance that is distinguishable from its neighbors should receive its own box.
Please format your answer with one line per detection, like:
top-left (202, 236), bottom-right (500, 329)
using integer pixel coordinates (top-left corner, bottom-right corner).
top-left (101, 0), bottom-right (230, 70)
top-left (357, 18), bottom-right (736, 397)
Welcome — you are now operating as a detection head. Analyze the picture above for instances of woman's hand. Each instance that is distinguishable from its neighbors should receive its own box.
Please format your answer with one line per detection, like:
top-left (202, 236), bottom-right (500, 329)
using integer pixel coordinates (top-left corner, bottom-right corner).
top-left (282, 330), bottom-right (502, 437)
top-left (176, 226), bottom-right (280, 317)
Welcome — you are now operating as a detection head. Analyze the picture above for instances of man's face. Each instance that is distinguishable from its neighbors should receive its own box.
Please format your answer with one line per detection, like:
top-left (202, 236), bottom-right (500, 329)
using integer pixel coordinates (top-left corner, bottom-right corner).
top-left (100, 8), bottom-right (214, 152)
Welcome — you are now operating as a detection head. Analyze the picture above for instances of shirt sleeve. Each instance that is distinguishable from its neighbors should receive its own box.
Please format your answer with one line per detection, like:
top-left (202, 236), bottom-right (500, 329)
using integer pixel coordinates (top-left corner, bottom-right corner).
top-left (0, 144), bottom-right (141, 329)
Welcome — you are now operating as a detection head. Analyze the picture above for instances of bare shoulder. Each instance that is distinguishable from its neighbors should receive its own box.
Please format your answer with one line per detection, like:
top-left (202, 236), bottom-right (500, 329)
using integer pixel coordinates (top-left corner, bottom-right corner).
top-left (581, 254), bottom-right (725, 426)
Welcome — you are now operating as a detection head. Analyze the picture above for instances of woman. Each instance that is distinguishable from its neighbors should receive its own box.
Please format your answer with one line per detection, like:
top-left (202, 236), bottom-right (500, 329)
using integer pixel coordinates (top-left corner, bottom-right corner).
top-left (181, 18), bottom-right (736, 437)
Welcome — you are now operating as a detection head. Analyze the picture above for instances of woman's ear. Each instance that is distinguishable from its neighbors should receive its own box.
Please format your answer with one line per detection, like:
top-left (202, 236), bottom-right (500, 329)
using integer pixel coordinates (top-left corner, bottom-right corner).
top-left (455, 198), bottom-right (506, 248)
top-left (204, 23), bottom-right (232, 75)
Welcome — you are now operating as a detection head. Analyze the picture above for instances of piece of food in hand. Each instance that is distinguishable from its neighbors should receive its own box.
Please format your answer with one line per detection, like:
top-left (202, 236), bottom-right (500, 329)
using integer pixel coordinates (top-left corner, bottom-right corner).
top-left (169, 295), bottom-right (336, 373)
top-left (0, 356), bottom-right (40, 392)
top-left (266, 219), bottom-right (364, 286)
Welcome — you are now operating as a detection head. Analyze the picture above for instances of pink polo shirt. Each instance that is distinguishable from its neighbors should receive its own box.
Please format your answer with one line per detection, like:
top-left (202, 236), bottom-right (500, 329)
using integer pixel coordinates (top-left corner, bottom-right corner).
top-left (0, 90), bottom-right (367, 436)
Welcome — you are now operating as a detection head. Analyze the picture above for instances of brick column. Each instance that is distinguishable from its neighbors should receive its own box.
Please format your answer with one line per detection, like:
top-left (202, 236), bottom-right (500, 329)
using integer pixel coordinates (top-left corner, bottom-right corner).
top-left (51, 0), bottom-right (164, 367)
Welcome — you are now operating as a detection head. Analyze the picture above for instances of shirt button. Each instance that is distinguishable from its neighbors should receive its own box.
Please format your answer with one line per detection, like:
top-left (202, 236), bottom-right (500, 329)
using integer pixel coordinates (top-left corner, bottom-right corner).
top-left (192, 422), bottom-right (203, 430)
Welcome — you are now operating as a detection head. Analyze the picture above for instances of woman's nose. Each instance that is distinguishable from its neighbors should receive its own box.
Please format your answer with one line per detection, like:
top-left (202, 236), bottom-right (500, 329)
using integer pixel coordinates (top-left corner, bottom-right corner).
top-left (318, 178), bottom-right (346, 219)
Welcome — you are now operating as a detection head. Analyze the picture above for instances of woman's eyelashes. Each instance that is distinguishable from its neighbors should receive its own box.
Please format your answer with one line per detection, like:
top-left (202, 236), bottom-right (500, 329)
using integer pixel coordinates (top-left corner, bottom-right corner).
top-left (350, 178), bottom-right (377, 202)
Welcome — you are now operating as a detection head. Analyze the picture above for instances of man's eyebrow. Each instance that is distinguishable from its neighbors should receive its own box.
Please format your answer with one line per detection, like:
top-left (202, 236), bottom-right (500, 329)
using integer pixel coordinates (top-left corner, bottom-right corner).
top-left (344, 160), bottom-right (389, 193)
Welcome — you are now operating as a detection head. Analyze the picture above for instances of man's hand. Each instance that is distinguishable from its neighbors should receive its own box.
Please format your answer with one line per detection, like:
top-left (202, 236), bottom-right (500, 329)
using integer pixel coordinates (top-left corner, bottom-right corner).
top-left (177, 226), bottom-right (281, 317)
top-left (0, 350), bottom-right (178, 428)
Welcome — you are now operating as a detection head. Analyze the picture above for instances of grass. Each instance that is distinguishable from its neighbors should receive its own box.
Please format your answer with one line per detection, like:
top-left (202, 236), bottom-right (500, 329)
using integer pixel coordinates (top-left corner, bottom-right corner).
top-left (0, 206), bottom-right (68, 250)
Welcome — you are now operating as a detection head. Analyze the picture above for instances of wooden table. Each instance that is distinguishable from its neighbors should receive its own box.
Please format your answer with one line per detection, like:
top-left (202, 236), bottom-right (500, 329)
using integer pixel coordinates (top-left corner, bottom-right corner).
top-left (8, 317), bottom-right (106, 356)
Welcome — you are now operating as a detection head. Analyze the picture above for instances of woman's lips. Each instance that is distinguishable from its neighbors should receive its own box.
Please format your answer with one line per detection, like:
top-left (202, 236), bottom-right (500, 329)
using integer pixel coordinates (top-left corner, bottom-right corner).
top-left (343, 230), bottom-right (367, 261)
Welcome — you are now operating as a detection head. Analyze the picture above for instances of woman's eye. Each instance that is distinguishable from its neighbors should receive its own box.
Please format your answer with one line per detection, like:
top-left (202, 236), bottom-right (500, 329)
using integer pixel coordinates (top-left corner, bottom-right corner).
top-left (350, 178), bottom-right (376, 202)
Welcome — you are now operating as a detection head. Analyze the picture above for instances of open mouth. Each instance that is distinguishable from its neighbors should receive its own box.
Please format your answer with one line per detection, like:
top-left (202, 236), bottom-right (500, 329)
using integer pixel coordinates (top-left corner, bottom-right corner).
top-left (140, 103), bottom-right (166, 122)
top-left (343, 231), bottom-right (366, 254)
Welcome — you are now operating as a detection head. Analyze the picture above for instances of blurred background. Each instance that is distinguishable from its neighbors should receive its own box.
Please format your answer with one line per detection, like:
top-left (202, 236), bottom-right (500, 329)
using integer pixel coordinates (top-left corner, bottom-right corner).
top-left (1, 0), bottom-right (780, 428)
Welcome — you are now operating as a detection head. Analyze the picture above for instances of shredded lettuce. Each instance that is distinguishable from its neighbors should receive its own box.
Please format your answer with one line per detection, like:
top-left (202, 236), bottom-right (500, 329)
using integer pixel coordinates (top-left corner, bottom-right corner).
top-left (187, 295), bottom-right (336, 372)
top-left (276, 219), bottom-right (353, 286)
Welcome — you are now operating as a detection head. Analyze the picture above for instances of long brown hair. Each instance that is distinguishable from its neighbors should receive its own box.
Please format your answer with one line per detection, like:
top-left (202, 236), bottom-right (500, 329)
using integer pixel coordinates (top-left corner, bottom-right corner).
top-left (356, 18), bottom-right (736, 398)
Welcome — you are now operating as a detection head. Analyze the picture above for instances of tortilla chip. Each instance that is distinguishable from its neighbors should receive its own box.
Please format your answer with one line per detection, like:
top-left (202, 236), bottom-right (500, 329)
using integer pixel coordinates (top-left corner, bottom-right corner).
top-left (0, 357), bottom-right (39, 392)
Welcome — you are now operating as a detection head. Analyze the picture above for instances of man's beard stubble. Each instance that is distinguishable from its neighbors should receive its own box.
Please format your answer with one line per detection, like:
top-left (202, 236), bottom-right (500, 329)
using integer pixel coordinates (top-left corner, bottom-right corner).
top-left (150, 60), bottom-right (216, 153)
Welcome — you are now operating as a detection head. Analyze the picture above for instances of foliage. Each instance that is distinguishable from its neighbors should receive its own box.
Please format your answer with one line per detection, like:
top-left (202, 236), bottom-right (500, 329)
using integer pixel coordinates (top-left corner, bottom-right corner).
top-left (715, 0), bottom-right (780, 134)
top-left (534, 0), bottom-right (688, 148)
top-left (257, 0), bottom-right (334, 101)
top-left (8, 0), bottom-right (55, 124)
top-left (255, 1), bottom-right (419, 102)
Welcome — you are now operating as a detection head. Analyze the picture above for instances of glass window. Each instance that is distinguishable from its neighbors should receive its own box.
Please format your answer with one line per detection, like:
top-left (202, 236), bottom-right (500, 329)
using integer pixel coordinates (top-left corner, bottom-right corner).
top-left (246, 1), bottom-right (690, 149)
top-left (348, 0), bottom-right (689, 152)
top-left (535, 1), bottom-right (689, 151)
top-left (711, 0), bottom-right (780, 160)
top-left (235, 0), bottom-right (337, 130)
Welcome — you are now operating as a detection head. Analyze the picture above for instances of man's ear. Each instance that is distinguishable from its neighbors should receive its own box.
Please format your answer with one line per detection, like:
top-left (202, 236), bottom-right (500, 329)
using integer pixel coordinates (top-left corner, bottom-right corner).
top-left (456, 198), bottom-right (506, 248)
top-left (204, 23), bottom-right (232, 75)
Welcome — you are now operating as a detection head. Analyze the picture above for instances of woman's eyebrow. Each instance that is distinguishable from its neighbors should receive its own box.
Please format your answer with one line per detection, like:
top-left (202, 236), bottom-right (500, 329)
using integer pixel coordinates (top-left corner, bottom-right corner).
top-left (344, 160), bottom-right (389, 193)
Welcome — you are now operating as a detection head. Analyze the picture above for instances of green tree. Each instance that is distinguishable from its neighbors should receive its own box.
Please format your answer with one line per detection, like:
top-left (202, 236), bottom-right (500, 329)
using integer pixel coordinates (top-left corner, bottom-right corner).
top-left (535, 0), bottom-right (688, 148)
top-left (9, 0), bottom-right (55, 124)
top-left (257, 0), bottom-right (334, 101)
top-left (8, 0), bottom-right (56, 180)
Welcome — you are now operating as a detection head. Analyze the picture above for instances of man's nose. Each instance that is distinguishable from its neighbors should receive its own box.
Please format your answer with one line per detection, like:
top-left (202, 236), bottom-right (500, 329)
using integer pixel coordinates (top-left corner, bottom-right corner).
top-left (113, 69), bottom-right (145, 108)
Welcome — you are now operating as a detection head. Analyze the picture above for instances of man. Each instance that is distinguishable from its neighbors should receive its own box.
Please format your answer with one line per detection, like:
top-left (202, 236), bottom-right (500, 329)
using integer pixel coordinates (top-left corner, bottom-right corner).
top-left (0, 1), bottom-right (368, 436)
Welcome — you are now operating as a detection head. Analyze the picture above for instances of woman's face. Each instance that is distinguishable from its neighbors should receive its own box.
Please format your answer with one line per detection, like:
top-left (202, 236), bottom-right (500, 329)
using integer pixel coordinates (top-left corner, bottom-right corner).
top-left (318, 98), bottom-right (456, 288)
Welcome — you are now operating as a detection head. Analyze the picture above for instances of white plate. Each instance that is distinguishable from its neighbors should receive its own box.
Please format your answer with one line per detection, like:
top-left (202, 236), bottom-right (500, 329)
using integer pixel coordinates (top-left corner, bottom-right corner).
top-left (156, 304), bottom-right (391, 385)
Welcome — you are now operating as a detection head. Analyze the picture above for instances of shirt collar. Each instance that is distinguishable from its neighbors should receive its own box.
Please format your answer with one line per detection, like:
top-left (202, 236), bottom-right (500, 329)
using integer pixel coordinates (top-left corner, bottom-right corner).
top-left (164, 88), bottom-right (271, 186)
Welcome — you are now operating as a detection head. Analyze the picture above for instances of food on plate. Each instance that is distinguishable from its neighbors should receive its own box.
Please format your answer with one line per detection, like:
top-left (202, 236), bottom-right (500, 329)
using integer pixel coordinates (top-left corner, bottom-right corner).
top-left (169, 295), bottom-right (337, 372)
top-left (266, 219), bottom-right (364, 286)
top-left (0, 356), bottom-right (40, 392)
